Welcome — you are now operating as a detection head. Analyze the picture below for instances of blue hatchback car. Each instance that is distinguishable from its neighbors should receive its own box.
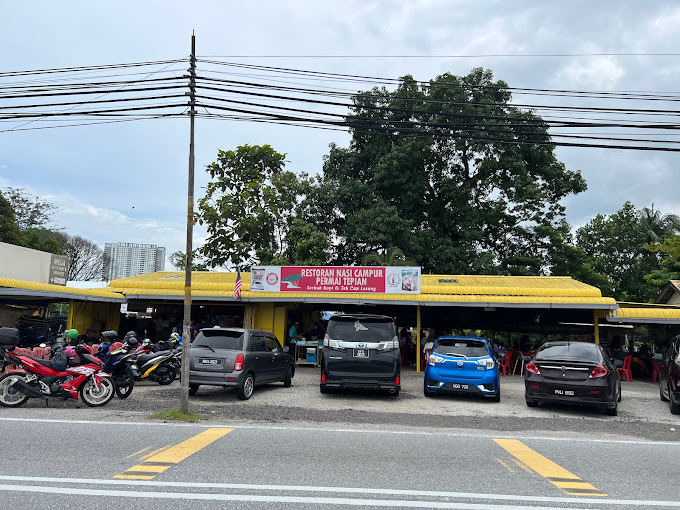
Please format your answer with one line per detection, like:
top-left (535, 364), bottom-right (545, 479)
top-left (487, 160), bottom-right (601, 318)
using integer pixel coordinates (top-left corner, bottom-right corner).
top-left (423, 336), bottom-right (500, 401)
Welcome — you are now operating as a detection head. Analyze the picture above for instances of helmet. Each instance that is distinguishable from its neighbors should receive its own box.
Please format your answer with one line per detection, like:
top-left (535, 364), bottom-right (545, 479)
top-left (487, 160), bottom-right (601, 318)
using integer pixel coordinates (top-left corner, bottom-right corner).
top-left (101, 330), bottom-right (118, 341)
top-left (127, 337), bottom-right (139, 348)
top-left (66, 329), bottom-right (79, 340)
top-left (124, 331), bottom-right (137, 340)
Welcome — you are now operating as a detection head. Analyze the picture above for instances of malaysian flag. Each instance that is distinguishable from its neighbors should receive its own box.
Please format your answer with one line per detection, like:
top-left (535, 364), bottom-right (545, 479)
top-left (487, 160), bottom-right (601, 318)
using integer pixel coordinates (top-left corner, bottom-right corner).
top-left (233, 269), bottom-right (242, 300)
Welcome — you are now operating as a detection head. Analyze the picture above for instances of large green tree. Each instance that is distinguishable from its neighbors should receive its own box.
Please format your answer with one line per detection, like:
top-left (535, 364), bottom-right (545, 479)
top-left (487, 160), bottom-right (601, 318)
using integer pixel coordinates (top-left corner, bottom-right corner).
top-left (575, 201), bottom-right (679, 302)
top-left (198, 145), bottom-right (329, 269)
top-left (0, 191), bottom-right (25, 245)
top-left (310, 68), bottom-right (587, 273)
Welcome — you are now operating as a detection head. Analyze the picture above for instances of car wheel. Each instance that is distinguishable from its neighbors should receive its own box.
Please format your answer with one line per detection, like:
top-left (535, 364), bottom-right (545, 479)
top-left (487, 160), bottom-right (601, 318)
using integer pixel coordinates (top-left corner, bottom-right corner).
top-left (283, 366), bottom-right (293, 388)
top-left (604, 401), bottom-right (618, 416)
top-left (670, 392), bottom-right (680, 415)
top-left (489, 388), bottom-right (501, 402)
top-left (236, 373), bottom-right (254, 400)
top-left (660, 383), bottom-right (669, 402)
top-left (526, 399), bottom-right (538, 407)
top-left (189, 384), bottom-right (200, 396)
top-left (617, 382), bottom-right (622, 402)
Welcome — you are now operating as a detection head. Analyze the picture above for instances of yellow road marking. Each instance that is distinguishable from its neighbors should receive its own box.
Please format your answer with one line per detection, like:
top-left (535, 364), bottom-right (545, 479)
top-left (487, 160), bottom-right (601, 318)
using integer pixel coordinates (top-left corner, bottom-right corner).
top-left (496, 458), bottom-right (516, 473)
top-left (126, 446), bottom-right (152, 459)
top-left (139, 445), bottom-right (171, 461)
top-left (512, 458), bottom-right (536, 475)
top-left (494, 439), bottom-right (607, 497)
top-left (115, 428), bottom-right (233, 480)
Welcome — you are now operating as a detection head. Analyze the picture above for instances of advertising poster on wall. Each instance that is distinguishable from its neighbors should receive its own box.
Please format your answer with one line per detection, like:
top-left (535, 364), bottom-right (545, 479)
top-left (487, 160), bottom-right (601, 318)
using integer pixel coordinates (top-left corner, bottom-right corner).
top-left (249, 266), bottom-right (421, 294)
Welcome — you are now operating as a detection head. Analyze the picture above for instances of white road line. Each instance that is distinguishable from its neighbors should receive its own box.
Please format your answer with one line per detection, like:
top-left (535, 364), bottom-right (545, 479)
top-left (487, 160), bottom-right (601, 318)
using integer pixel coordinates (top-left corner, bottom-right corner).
top-left (0, 483), bottom-right (660, 509)
top-left (0, 416), bottom-right (676, 445)
top-left (0, 476), bottom-right (678, 508)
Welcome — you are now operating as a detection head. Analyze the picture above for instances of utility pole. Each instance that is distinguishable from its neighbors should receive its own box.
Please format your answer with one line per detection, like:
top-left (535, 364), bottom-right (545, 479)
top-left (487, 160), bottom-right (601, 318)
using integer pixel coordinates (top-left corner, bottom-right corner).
top-left (180, 33), bottom-right (196, 414)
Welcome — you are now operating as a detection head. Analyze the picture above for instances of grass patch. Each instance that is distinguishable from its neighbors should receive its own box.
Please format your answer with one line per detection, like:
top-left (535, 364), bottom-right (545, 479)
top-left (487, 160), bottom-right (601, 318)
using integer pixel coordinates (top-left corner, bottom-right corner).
top-left (149, 407), bottom-right (203, 422)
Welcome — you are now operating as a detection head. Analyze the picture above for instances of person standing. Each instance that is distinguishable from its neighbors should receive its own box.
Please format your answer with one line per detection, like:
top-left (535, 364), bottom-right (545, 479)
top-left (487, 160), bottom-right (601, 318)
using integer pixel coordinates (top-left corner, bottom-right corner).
top-left (288, 321), bottom-right (302, 361)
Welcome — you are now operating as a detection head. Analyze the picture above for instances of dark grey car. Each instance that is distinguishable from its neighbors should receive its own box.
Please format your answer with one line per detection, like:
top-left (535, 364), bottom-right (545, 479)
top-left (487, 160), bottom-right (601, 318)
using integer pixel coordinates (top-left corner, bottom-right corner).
top-left (188, 328), bottom-right (294, 400)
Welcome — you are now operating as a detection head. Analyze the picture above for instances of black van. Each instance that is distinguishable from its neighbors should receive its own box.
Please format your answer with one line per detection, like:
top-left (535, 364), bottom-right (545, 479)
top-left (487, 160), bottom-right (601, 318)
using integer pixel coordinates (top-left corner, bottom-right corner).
top-left (320, 314), bottom-right (401, 396)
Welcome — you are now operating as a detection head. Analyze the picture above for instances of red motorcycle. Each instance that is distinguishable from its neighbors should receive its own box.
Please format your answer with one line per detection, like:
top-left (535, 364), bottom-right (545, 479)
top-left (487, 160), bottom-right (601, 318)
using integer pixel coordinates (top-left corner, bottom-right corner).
top-left (0, 329), bottom-right (115, 408)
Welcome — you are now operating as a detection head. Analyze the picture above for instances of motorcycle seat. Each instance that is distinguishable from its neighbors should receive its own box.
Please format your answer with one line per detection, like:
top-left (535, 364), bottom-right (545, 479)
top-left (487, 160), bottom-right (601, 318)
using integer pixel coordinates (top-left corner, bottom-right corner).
top-left (136, 351), bottom-right (172, 364)
top-left (21, 353), bottom-right (54, 368)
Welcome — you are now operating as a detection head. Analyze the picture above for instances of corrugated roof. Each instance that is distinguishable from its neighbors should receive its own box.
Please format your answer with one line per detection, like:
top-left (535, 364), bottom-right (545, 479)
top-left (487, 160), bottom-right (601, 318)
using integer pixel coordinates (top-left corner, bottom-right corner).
top-left (609, 307), bottom-right (680, 324)
top-left (109, 272), bottom-right (615, 309)
top-left (0, 277), bottom-right (126, 303)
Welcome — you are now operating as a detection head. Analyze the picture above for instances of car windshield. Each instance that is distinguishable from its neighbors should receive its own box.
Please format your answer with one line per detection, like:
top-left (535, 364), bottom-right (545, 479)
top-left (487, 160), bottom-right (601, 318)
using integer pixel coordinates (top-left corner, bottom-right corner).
top-left (535, 343), bottom-right (600, 363)
top-left (194, 330), bottom-right (244, 350)
top-left (433, 339), bottom-right (489, 358)
top-left (327, 317), bottom-right (396, 343)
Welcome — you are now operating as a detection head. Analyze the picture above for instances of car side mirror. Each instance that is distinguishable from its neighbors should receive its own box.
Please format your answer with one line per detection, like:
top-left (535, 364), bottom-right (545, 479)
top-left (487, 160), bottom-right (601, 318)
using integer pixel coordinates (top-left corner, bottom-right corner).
top-left (282, 346), bottom-right (289, 353)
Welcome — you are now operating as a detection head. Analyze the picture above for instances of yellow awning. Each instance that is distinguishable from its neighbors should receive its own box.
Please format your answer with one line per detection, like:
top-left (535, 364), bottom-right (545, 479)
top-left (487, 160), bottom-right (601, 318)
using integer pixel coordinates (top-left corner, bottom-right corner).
top-left (609, 307), bottom-right (680, 324)
top-left (0, 277), bottom-right (126, 303)
top-left (109, 272), bottom-right (615, 309)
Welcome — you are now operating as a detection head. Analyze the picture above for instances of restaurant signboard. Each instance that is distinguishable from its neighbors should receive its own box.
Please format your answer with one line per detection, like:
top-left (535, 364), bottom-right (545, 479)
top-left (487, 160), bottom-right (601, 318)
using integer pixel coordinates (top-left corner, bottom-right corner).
top-left (250, 266), bottom-right (421, 294)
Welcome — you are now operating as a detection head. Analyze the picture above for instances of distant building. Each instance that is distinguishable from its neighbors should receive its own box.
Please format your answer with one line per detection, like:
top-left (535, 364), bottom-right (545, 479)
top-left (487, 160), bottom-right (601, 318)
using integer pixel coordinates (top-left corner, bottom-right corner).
top-left (104, 242), bottom-right (165, 280)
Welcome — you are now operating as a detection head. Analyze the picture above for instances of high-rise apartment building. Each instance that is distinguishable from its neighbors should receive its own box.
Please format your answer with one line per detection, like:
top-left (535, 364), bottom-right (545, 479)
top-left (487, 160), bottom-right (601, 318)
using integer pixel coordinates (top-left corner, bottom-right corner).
top-left (104, 242), bottom-right (166, 280)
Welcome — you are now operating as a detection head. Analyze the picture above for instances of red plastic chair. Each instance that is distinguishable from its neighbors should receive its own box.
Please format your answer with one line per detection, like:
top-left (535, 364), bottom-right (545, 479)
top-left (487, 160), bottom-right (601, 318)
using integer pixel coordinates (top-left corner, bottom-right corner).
top-left (5, 347), bottom-right (32, 374)
top-left (498, 355), bottom-right (512, 376)
top-left (651, 358), bottom-right (660, 383)
top-left (32, 347), bottom-right (49, 360)
top-left (108, 342), bottom-right (123, 353)
top-left (617, 355), bottom-right (633, 382)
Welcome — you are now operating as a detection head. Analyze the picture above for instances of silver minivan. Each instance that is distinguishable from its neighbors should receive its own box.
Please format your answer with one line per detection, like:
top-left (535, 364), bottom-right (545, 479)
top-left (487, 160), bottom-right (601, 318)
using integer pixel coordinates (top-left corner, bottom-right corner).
top-left (189, 327), bottom-right (294, 400)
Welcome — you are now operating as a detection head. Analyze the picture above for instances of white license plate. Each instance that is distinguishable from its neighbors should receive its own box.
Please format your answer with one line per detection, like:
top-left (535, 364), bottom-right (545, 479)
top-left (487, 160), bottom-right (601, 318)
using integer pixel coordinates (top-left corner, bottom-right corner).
top-left (452, 383), bottom-right (469, 390)
top-left (199, 358), bottom-right (221, 366)
top-left (353, 349), bottom-right (368, 358)
top-left (554, 389), bottom-right (575, 396)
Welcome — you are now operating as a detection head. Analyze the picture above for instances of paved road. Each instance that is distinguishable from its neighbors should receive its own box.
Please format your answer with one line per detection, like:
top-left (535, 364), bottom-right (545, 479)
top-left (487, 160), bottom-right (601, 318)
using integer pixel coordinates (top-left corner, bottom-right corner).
top-left (0, 417), bottom-right (677, 509)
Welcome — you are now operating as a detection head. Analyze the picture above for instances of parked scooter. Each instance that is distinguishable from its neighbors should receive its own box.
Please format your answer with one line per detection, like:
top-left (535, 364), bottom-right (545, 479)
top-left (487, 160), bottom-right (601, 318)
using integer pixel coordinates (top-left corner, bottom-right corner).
top-left (133, 338), bottom-right (177, 385)
top-left (96, 331), bottom-right (140, 399)
top-left (0, 328), bottom-right (115, 408)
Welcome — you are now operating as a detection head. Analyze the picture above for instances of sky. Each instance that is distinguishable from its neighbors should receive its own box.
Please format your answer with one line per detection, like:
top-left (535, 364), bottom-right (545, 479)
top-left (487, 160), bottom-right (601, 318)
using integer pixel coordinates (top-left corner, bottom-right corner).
top-left (1, 1), bottom-right (680, 269)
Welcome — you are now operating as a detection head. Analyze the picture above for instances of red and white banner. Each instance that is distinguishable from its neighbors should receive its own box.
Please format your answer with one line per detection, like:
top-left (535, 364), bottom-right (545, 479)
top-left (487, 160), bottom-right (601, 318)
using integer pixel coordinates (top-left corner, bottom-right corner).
top-left (250, 266), bottom-right (421, 294)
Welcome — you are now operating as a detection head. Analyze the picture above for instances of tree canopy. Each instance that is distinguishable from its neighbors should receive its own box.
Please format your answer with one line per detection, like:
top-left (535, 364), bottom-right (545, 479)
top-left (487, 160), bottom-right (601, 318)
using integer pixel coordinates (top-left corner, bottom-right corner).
top-left (308, 68), bottom-right (587, 273)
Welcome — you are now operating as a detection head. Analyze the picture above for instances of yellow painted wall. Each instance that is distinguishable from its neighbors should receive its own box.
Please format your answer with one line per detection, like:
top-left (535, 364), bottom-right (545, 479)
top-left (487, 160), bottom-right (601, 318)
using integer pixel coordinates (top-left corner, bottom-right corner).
top-left (68, 300), bottom-right (120, 335)
top-left (252, 302), bottom-right (287, 346)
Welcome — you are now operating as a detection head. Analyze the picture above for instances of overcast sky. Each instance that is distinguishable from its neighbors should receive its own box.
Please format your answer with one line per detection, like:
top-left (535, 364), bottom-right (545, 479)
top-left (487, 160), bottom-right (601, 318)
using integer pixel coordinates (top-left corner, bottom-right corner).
top-left (1, 1), bottom-right (679, 269)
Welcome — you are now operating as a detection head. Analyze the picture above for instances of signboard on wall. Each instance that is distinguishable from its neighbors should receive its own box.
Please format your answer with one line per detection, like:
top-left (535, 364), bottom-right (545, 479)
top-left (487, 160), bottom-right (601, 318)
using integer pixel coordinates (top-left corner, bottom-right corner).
top-left (48, 254), bottom-right (70, 286)
top-left (250, 266), bottom-right (421, 294)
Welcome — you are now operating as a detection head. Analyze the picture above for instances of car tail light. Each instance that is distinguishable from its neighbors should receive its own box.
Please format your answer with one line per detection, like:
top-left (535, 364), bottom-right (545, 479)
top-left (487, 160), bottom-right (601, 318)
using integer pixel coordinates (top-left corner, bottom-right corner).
top-left (323, 334), bottom-right (330, 347)
top-left (324, 335), bottom-right (342, 350)
top-left (476, 358), bottom-right (495, 369)
top-left (429, 354), bottom-right (444, 366)
top-left (378, 336), bottom-right (399, 350)
top-left (589, 365), bottom-right (609, 378)
top-left (396, 376), bottom-right (400, 385)
top-left (321, 373), bottom-right (326, 383)
top-left (525, 362), bottom-right (541, 375)
top-left (234, 353), bottom-right (244, 371)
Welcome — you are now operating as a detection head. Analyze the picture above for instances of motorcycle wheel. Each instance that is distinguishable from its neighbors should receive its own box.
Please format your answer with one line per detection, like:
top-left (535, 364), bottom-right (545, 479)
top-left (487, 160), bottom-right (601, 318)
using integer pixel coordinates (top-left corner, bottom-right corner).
top-left (114, 366), bottom-right (135, 399)
top-left (157, 364), bottom-right (176, 386)
top-left (0, 373), bottom-right (30, 407)
top-left (79, 375), bottom-right (115, 407)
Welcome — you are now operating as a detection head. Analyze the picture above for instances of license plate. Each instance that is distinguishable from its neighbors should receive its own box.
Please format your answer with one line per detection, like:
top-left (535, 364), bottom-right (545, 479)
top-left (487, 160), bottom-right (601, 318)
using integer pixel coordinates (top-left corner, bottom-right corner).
top-left (554, 389), bottom-right (575, 396)
top-left (451, 383), bottom-right (469, 390)
top-left (353, 349), bottom-right (368, 358)
top-left (199, 358), bottom-right (222, 366)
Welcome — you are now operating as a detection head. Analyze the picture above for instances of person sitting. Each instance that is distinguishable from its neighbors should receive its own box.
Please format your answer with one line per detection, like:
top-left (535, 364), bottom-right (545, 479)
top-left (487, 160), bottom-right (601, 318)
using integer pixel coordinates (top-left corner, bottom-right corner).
top-left (492, 341), bottom-right (506, 360)
top-left (308, 323), bottom-right (324, 342)
top-left (610, 342), bottom-right (626, 368)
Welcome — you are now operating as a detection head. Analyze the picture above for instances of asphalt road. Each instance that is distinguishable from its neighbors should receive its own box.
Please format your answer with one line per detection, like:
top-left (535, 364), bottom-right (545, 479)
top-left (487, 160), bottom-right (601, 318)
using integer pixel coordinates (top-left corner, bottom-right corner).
top-left (0, 417), bottom-right (678, 510)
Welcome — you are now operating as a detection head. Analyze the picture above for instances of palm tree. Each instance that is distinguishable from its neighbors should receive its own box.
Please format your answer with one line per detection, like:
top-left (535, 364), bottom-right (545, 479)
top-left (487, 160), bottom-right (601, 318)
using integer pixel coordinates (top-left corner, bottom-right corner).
top-left (639, 204), bottom-right (680, 244)
top-left (362, 247), bottom-right (416, 266)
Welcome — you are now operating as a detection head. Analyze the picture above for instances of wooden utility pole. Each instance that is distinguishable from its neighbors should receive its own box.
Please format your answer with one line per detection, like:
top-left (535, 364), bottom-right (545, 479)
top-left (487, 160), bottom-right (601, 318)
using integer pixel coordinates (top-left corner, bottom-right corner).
top-left (180, 33), bottom-right (196, 413)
